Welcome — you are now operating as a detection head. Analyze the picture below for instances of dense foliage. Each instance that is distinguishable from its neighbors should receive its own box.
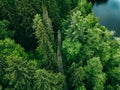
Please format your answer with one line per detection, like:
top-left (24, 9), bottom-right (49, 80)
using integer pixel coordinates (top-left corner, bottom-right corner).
top-left (0, 0), bottom-right (120, 90)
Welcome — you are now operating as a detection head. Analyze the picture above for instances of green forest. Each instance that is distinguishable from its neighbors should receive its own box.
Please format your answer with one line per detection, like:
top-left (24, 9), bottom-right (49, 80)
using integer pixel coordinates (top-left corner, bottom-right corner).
top-left (0, 0), bottom-right (120, 90)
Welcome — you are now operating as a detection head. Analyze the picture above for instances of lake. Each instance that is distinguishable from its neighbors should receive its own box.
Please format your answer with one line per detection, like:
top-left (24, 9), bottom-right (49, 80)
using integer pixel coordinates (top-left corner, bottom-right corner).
top-left (92, 0), bottom-right (120, 36)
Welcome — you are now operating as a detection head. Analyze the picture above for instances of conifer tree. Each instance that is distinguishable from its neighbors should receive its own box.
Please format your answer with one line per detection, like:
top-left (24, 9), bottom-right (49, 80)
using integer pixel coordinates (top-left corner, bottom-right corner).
top-left (0, 20), bottom-right (14, 39)
top-left (42, 3), bottom-right (55, 50)
top-left (4, 56), bottom-right (35, 90)
top-left (0, 38), bottom-right (28, 89)
top-left (34, 69), bottom-right (64, 90)
top-left (32, 14), bottom-right (58, 71)
top-left (62, 0), bottom-right (120, 90)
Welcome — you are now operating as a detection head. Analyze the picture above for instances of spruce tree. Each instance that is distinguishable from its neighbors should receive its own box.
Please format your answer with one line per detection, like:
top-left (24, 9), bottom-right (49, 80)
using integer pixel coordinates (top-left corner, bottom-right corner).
top-left (32, 14), bottom-right (58, 71)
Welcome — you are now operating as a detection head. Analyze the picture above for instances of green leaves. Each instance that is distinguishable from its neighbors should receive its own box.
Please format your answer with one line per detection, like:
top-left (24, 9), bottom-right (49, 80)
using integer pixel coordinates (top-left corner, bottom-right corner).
top-left (71, 0), bottom-right (92, 17)
top-left (34, 69), bottom-right (64, 90)
top-left (0, 0), bottom-right (120, 90)
top-left (0, 85), bottom-right (2, 90)
top-left (0, 37), bottom-right (64, 90)
top-left (0, 38), bottom-right (28, 89)
top-left (0, 38), bottom-right (27, 58)
top-left (33, 14), bottom-right (57, 71)
top-left (85, 57), bottom-right (106, 90)
top-left (72, 66), bottom-right (85, 89)
top-left (0, 20), bottom-right (14, 39)
top-left (0, 57), bottom-right (6, 87)
top-left (70, 57), bottom-right (106, 90)
top-left (62, 0), bottom-right (120, 90)
top-left (63, 39), bottom-right (81, 56)
top-left (5, 56), bottom-right (35, 90)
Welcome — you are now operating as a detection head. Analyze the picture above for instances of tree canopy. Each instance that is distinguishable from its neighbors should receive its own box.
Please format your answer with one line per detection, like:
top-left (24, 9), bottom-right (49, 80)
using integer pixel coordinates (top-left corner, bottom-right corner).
top-left (0, 0), bottom-right (120, 90)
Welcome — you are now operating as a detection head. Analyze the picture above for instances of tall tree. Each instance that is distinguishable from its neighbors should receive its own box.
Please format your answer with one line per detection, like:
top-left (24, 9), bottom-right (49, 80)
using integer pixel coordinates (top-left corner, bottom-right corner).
top-left (4, 56), bottom-right (35, 90)
top-left (62, 0), bottom-right (120, 90)
top-left (44, 0), bottom-right (60, 30)
top-left (85, 57), bottom-right (106, 90)
top-left (32, 14), bottom-right (57, 71)
top-left (42, 3), bottom-right (55, 50)
top-left (14, 0), bottom-right (37, 50)
top-left (0, 38), bottom-right (28, 89)
top-left (34, 69), bottom-right (64, 90)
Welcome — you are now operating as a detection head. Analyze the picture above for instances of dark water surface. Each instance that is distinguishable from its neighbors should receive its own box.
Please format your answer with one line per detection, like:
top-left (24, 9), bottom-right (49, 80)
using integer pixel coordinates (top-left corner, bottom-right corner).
top-left (92, 0), bottom-right (120, 36)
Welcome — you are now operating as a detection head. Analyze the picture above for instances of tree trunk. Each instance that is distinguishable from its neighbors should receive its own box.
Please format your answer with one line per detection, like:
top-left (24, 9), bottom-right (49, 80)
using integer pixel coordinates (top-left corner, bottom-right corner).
top-left (57, 29), bottom-right (68, 90)
top-left (57, 29), bottom-right (64, 74)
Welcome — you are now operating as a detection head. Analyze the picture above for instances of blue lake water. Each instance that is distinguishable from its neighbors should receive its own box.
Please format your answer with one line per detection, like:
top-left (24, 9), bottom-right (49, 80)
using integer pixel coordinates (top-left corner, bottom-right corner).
top-left (93, 0), bottom-right (120, 36)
